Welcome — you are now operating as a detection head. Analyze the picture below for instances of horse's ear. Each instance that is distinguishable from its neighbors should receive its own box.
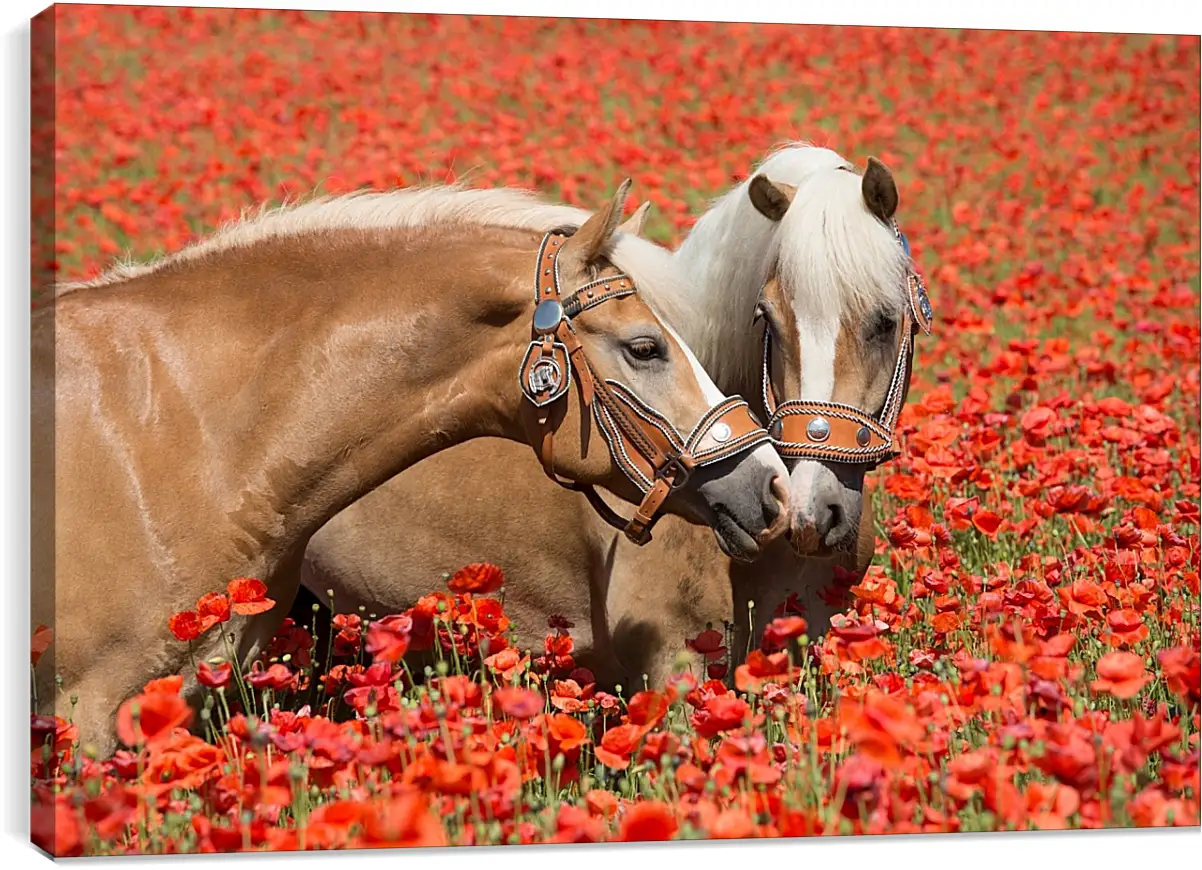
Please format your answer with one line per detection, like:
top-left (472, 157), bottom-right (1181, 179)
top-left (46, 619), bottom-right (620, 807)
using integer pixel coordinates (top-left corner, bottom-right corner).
top-left (617, 201), bottom-right (652, 238)
top-left (862, 157), bottom-right (898, 223)
top-left (748, 174), bottom-right (796, 222)
top-left (561, 178), bottom-right (632, 267)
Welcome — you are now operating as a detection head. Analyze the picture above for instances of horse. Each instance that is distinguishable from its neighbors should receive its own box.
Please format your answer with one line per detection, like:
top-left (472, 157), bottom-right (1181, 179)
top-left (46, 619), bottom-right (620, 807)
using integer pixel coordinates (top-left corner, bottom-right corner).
top-left (298, 143), bottom-right (930, 687)
top-left (31, 180), bottom-right (792, 757)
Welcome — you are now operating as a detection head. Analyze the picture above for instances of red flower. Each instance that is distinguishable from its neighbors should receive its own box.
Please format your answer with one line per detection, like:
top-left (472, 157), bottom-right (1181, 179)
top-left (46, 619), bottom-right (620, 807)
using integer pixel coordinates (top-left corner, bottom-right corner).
top-left (364, 614), bottom-right (412, 664)
top-left (837, 690), bottom-right (924, 766)
top-left (761, 615), bottom-right (808, 651)
top-left (1157, 646), bottom-right (1201, 706)
top-left (227, 577), bottom-right (276, 616)
top-left (971, 509), bottom-right (1004, 536)
top-left (484, 647), bottom-right (529, 682)
top-left (31, 796), bottom-right (82, 857)
top-left (246, 663), bottom-right (297, 692)
top-left (691, 695), bottom-right (752, 738)
top-left (686, 628), bottom-right (727, 660)
top-left (144, 675), bottom-right (185, 695)
top-left (627, 690), bottom-right (669, 729)
top-left (594, 723), bottom-right (644, 769)
top-left (82, 784), bottom-right (139, 841)
top-left (196, 661), bottom-right (233, 689)
top-left (115, 690), bottom-right (193, 747)
top-left (168, 610), bottom-right (201, 642)
top-left (30, 624), bottom-right (53, 667)
top-left (446, 562), bottom-right (505, 594)
top-left (195, 592), bottom-right (231, 632)
top-left (1091, 651), bottom-right (1151, 699)
top-left (618, 800), bottom-right (677, 841)
top-left (493, 686), bottom-right (543, 720)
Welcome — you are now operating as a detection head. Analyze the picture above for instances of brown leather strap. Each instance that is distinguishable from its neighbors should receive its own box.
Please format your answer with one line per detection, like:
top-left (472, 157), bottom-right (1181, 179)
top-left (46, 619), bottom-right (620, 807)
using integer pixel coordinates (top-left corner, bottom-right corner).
top-left (521, 230), bottom-right (774, 545)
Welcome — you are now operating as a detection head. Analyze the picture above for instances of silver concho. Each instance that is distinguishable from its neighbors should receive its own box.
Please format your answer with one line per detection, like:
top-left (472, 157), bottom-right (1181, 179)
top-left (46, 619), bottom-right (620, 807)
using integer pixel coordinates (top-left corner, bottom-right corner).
top-left (806, 416), bottom-right (831, 442)
top-left (529, 358), bottom-right (563, 395)
top-left (532, 298), bottom-right (565, 335)
top-left (710, 422), bottom-right (732, 443)
top-left (519, 340), bottom-right (571, 408)
top-left (856, 426), bottom-right (871, 447)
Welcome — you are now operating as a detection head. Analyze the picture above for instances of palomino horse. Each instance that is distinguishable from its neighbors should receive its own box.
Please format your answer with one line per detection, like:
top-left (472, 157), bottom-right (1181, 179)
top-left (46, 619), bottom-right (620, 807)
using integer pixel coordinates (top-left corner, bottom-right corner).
top-left (299, 143), bottom-right (930, 685)
top-left (32, 181), bottom-right (791, 756)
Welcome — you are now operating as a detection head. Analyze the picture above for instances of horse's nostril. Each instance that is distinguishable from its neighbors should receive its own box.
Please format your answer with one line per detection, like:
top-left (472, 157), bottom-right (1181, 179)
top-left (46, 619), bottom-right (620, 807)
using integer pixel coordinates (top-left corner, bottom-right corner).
top-left (829, 502), bottom-right (844, 534)
top-left (814, 500), bottom-right (843, 538)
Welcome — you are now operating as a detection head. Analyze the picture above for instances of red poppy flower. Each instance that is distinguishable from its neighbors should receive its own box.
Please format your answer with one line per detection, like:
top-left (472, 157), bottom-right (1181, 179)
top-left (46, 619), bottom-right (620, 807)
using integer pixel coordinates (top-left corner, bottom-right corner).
top-left (168, 610), bottom-right (201, 642)
top-left (544, 713), bottom-right (589, 754)
top-left (594, 723), bottom-right (644, 769)
top-left (685, 628), bottom-right (727, 660)
top-left (493, 687), bottom-right (543, 720)
top-left (143, 675), bottom-right (184, 695)
top-left (195, 592), bottom-right (231, 632)
top-left (971, 509), bottom-right (1004, 536)
top-left (837, 691), bottom-right (924, 766)
top-left (246, 663), bottom-right (297, 692)
top-left (196, 661), bottom-right (233, 689)
top-left (626, 690), bottom-right (668, 729)
top-left (115, 690), bottom-right (193, 747)
top-left (364, 614), bottom-right (412, 664)
top-left (484, 647), bottom-right (529, 682)
top-left (30, 797), bottom-right (82, 857)
top-left (82, 784), bottom-right (139, 841)
top-left (226, 577), bottom-right (276, 616)
top-left (357, 794), bottom-right (447, 849)
top-left (618, 800), bottom-right (678, 842)
top-left (1157, 646), bottom-right (1200, 706)
top-left (446, 562), bottom-right (505, 595)
top-left (30, 624), bottom-right (53, 667)
top-left (1091, 651), bottom-right (1152, 699)
top-left (761, 615), bottom-right (808, 651)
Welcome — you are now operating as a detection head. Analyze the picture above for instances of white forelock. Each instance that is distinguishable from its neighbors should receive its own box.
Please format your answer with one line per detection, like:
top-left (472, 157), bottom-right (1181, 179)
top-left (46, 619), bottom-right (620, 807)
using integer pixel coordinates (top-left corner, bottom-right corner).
top-left (659, 141), bottom-right (909, 398)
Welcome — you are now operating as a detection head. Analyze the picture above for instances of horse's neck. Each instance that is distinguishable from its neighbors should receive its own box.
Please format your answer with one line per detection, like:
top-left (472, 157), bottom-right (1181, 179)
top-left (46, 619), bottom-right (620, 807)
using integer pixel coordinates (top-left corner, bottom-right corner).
top-left (672, 190), bottom-right (779, 401)
top-left (91, 229), bottom-right (531, 571)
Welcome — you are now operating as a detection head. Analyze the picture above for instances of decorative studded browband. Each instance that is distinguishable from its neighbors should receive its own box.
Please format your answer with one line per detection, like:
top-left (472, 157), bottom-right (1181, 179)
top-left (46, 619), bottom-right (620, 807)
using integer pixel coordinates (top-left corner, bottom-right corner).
top-left (762, 221), bottom-right (932, 468)
top-left (520, 231), bottom-right (773, 545)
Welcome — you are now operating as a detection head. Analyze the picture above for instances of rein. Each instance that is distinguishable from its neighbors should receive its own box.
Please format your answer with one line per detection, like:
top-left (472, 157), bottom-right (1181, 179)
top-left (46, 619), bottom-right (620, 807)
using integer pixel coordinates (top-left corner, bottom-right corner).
top-left (520, 232), bottom-right (772, 545)
top-left (761, 221), bottom-right (933, 468)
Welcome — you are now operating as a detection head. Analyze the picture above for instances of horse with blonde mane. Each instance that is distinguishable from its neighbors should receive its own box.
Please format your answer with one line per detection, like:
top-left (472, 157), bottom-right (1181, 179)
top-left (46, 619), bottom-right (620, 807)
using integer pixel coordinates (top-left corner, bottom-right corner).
top-left (32, 180), bottom-right (791, 756)
top-left (299, 143), bottom-right (932, 685)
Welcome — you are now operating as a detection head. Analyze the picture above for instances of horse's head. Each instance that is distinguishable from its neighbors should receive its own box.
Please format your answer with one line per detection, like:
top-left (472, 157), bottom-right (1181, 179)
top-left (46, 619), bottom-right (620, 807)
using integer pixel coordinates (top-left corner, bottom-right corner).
top-left (747, 156), bottom-right (924, 558)
top-left (522, 181), bottom-right (789, 560)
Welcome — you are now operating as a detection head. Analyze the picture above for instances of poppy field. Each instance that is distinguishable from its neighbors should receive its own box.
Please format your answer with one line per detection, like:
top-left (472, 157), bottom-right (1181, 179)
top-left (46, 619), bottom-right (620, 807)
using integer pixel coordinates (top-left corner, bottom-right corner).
top-left (30, 5), bottom-right (1201, 855)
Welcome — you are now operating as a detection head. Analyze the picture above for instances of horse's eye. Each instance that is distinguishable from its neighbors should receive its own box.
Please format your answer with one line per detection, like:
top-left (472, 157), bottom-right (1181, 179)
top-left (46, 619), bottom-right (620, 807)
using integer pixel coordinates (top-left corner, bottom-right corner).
top-left (624, 339), bottom-right (663, 362)
top-left (866, 311), bottom-right (898, 343)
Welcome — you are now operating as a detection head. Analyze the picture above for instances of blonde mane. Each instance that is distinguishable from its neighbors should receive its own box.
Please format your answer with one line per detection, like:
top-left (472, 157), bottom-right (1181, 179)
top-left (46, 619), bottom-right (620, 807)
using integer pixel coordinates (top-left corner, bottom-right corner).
top-left (54, 185), bottom-right (601, 295)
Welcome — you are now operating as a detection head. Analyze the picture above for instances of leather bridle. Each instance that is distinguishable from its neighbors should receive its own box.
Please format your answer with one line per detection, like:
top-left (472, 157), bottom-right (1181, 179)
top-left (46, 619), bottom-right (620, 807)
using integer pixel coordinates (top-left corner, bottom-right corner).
top-left (520, 231), bottom-right (773, 546)
top-left (761, 221), bottom-right (932, 468)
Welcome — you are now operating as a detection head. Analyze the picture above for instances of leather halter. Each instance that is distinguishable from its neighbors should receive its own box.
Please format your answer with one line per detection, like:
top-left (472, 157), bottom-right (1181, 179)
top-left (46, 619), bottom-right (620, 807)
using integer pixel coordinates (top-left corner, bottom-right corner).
top-left (520, 232), bottom-right (772, 545)
top-left (761, 221), bottom-right (932, 468)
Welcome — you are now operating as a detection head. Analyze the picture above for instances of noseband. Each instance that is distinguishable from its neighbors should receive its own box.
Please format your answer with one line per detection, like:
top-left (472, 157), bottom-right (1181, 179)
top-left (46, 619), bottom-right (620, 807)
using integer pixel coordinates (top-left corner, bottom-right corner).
top-left (520, 231), bottom-right (772, 545)
top-left (761, 221), bottom-right (933, 468)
